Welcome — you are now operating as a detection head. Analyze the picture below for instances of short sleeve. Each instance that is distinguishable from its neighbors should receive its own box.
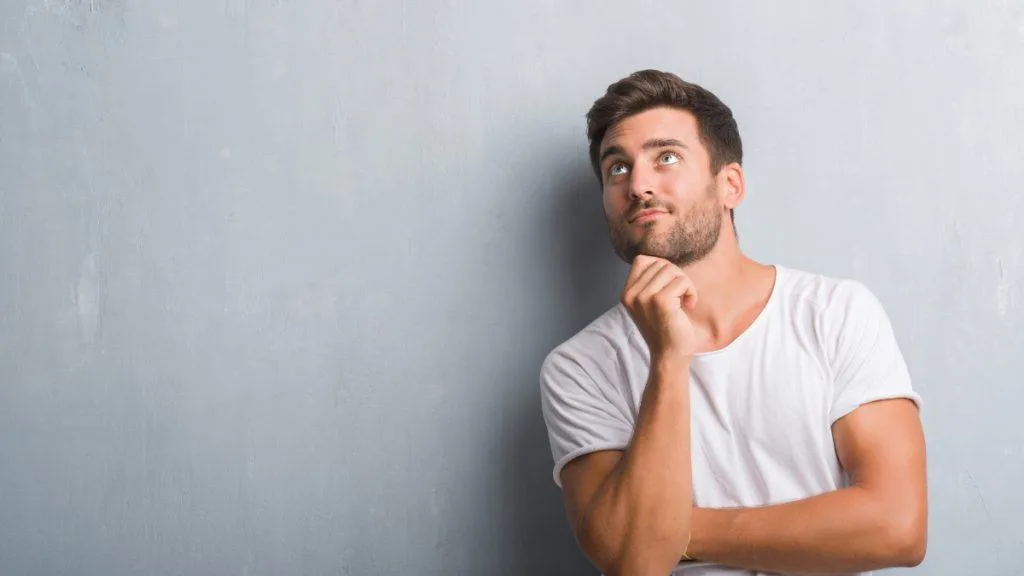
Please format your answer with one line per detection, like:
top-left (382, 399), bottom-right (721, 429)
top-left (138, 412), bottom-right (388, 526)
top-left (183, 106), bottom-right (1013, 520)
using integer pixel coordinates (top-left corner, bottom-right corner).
top-left (827, 281), bottom-right (922, 424)
top-left (540, 349), bottom-right (633, 488)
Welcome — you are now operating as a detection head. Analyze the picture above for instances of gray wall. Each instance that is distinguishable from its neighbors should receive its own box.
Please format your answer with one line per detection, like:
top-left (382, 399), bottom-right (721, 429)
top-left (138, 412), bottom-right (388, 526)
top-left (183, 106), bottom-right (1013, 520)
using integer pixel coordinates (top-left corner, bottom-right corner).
top-left (1, 1), bottom-right (1021, 574)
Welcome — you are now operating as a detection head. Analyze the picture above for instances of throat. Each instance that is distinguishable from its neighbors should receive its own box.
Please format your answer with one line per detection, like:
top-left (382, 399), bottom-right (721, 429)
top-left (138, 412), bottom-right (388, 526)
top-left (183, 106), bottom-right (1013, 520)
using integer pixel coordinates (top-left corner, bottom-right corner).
top-left (690, 264), bottom-right (777, 354)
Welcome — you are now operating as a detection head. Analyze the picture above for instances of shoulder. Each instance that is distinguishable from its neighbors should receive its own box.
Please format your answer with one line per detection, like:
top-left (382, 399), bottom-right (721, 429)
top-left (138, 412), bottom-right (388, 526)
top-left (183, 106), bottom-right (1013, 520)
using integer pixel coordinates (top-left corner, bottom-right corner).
top-left (540, 303), bottom-right (637, 388)
top-left (775, 265), bottom-right (884, 321)
top-left (774, 266), bottom-right (897, 365)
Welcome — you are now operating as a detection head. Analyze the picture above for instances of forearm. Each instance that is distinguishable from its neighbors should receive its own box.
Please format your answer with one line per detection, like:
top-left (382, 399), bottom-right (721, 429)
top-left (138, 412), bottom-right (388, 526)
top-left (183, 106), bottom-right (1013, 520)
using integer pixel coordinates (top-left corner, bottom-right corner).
top-left (582, 357), bottom-right (693, 575)
top-left (688, 486), bottom-right (925, 574)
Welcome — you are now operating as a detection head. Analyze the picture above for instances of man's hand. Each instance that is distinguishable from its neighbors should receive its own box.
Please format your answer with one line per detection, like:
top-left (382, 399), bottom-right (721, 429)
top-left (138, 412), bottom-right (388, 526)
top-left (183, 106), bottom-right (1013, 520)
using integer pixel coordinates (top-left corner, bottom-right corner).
top-left (621, 255), bottom-right (698, 362)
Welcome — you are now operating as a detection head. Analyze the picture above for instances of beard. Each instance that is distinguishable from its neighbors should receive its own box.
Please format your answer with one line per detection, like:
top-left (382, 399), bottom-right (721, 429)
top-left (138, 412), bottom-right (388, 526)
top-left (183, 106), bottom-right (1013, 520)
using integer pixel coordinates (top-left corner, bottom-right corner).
top-left (607, 183), bottom-right (723, 267)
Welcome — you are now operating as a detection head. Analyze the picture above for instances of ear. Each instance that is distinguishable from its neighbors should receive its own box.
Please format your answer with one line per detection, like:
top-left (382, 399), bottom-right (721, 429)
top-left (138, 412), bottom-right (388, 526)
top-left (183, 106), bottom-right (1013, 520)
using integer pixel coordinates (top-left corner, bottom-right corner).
top-left (718, 162), bottom-right (745, 211)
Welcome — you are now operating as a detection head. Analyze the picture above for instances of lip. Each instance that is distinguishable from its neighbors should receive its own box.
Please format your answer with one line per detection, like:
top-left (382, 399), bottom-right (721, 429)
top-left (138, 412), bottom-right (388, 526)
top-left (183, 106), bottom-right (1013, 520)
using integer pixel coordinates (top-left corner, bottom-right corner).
top-left (630, 209), bottom-right (667, 224)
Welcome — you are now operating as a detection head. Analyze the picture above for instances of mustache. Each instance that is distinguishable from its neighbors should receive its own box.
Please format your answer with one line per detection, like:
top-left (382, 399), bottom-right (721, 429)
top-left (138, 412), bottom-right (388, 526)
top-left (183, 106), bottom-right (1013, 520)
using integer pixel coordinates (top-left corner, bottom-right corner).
top-left (625, 200), bottom-right (673, 221)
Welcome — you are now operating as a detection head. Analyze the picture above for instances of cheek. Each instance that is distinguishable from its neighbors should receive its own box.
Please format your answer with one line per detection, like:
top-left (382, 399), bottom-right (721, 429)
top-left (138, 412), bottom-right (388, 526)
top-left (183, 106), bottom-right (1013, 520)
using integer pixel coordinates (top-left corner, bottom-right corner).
top-left (660, 169), bottom-right (692, 194)
top-left (662, 170), bottom-right (710, 204)
top-left (602, 186), bottom-right (626, 217)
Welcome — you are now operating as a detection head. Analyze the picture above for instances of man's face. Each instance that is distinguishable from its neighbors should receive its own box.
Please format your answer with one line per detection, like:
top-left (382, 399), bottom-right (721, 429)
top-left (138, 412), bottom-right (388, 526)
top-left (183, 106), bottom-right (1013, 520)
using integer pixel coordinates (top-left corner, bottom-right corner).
top-left (599, 107), bottom-right (724, 267)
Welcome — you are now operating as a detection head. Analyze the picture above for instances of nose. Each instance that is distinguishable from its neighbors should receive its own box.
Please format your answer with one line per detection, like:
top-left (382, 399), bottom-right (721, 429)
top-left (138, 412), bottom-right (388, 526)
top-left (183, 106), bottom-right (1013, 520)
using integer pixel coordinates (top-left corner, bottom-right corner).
top-left (628, 162), bottom-right (653, 201)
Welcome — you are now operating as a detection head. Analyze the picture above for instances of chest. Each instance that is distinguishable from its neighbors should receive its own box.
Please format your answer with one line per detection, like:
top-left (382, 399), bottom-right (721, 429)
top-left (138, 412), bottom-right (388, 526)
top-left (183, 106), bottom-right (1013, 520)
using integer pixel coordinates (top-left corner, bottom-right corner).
top-left (684, 340), bottom-right (844, 506)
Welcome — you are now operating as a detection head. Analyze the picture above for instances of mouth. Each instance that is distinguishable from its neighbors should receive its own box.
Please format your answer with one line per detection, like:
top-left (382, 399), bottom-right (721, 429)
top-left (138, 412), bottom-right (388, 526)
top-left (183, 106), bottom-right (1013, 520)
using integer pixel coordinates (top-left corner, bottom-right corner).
top-left (629, 209), bottom-right (667, 224)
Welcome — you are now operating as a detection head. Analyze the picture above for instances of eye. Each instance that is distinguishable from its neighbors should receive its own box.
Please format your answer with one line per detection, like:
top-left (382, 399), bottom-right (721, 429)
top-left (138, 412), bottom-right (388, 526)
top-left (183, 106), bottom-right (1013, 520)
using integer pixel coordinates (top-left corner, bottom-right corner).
top-left (608, 162), bottom-right (629, 177)
top-left (658, 152), bottom-right (680, 165)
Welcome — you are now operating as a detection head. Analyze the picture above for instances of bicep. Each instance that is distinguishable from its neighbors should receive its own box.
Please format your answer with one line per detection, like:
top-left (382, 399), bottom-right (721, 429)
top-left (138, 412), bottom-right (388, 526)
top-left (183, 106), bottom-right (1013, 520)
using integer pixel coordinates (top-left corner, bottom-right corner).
top-left (560, 450), bottom-right (623, 536)
top-left (832, 398), bottom-right (927, 527)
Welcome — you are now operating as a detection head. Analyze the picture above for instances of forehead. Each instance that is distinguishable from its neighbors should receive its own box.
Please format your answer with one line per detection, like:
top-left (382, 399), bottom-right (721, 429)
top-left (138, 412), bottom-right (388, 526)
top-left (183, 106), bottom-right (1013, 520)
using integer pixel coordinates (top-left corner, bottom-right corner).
top-left (600, 107), bottom-right (702, 153)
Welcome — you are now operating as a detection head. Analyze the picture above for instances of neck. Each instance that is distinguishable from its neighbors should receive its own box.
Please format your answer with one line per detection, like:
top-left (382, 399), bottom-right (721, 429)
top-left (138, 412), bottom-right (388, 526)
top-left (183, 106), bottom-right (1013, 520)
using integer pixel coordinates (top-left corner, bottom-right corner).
top-left (679, 233), bottom-right (774, 347)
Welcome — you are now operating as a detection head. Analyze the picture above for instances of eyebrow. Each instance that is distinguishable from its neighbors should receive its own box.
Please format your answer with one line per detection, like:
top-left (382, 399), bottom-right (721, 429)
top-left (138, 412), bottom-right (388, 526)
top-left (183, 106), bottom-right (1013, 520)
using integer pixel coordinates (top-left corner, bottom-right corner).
top-left (599, 138), bottom-right (689, 164)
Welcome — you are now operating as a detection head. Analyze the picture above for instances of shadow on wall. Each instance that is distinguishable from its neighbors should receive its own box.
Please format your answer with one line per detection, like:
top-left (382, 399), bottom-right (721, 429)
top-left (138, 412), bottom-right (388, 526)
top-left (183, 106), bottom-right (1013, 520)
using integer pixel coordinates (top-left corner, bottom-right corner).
top-left (504, 159), bottom-right (624, 575)
top-left (540, 162), bottom-right (626, 334)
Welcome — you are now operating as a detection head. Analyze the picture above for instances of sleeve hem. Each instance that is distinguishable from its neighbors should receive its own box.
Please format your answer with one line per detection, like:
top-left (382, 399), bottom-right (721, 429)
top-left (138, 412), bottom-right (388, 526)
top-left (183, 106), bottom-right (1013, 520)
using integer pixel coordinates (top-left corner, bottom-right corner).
top-left (830, 391), bottom-right (923, 425)
top-left (551, 443), bottom-right (629, 488)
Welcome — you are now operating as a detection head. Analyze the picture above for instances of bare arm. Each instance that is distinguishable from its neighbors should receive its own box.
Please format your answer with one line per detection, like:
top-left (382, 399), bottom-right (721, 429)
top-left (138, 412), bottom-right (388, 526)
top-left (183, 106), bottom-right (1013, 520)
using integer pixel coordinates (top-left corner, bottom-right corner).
top-left (559, 256), bottom-right (699, 576)
top-left (686, 398), bottom-right (927, 574)
top-left (561, 359), bottom-right (692, 576)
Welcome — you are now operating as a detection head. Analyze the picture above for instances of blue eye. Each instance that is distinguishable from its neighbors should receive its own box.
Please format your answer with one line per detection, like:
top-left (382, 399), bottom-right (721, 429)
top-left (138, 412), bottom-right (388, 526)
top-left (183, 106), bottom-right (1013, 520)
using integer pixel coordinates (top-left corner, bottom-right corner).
top-left (608, 162), bottom-right (629, 177)
top-left (659, 152), bottom-right (680, 165)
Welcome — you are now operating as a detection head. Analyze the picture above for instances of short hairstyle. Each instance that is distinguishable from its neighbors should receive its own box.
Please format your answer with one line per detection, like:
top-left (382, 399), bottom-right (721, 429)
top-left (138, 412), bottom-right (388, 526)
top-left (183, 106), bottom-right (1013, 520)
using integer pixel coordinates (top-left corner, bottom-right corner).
top-left (586, 70), bottom-right (743, 182)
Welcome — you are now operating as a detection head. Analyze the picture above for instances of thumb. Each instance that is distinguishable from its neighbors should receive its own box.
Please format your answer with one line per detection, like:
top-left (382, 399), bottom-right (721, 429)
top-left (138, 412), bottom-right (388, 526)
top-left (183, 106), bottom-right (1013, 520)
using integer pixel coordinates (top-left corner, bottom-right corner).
top-left (681, 287), bottom-right (698, 312)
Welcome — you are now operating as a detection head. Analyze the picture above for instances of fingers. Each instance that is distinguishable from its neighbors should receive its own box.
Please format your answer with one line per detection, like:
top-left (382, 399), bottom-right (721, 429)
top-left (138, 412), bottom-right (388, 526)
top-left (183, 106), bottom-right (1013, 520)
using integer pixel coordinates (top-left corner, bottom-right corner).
top-left (623, 255), bottom-right (663, 292)
top-left (623, 257), bottom-right (695, 311)
top-left (661, 275), bottom-right (698, 312)
top-left (622, 256), bottom-right (667, 307)
top-left (637, 264), bottom-right (686, 304)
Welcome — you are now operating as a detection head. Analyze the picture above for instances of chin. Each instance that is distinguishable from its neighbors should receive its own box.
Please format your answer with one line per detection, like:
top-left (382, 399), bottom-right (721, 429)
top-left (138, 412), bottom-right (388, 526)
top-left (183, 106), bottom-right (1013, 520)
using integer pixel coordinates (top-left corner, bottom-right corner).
top-left (634, 238), bottom-right (672, 258)
top-left (627, 246), bottom-right (671, 263)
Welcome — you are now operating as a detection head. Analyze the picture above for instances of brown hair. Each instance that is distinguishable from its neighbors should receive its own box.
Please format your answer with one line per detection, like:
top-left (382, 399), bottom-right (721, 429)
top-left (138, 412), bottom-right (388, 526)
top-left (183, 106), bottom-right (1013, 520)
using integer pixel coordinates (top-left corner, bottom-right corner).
top-left (586, 69), bottom-right (743, 190)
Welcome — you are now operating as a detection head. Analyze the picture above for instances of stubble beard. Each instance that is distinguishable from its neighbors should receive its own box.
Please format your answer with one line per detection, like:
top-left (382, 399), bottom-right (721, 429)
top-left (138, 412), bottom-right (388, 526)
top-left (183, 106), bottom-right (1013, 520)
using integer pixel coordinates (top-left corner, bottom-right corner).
top-left (608, 184), bottom-right (723, 267)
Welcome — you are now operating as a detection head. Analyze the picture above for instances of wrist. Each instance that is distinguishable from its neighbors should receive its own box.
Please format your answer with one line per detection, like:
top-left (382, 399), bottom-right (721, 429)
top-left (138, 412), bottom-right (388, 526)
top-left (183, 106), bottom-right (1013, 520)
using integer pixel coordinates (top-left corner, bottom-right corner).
top-left (688, 507), bottom-right (736, 562)
top-left (651, 352), bottom-right (691, 377)
top-left (686, 508), bottom-right (709, 560)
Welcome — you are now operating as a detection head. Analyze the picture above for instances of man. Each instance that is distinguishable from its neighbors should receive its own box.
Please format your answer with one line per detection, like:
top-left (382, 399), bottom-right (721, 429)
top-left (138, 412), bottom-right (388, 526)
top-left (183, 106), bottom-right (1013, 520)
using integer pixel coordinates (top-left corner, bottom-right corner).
top-left (539, 70), bottom-right (927, 576)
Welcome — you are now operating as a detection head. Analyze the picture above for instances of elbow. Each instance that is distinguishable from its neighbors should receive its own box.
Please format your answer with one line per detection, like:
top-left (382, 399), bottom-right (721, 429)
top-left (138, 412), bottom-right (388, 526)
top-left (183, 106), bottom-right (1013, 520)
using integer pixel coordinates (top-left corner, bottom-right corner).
top-left (579, 514), bottom-right (692, 576)
top-left (894, 527), bottom-right (927, 567)
top-left (885, 509), bottom-right (927, 567)
top-left (581, 535), bottom-right (687, 576)
top-left (576, 477), bottom-right (692, 576)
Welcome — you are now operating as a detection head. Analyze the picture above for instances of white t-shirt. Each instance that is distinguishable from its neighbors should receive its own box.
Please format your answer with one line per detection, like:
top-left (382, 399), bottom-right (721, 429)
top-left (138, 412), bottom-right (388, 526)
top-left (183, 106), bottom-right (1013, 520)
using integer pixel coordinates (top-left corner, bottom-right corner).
top-left (539, 265), bottom-right (922, 576)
